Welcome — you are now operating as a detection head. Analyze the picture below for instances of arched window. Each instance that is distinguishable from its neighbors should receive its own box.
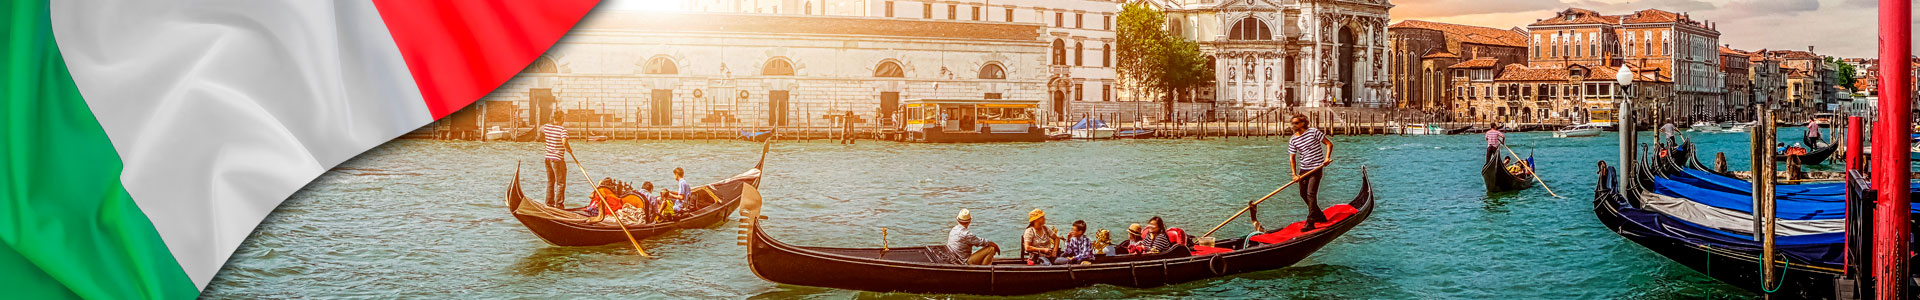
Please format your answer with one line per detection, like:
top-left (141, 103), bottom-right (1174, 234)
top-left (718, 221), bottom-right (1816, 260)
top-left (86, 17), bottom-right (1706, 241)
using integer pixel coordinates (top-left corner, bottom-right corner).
top-left (524, 56), bottom-right (558, 73)
top-left (763, 58), bottom-right (795, 76)
top-left (979, 63), bottom-right (1006, 79)
top-left (1228, 17), bottom-right (1271, 40)
top-left (1102, 43), bottom-right (1111, 67)
top-left (1052, 39), bottom-right (1066, 65)
top-left (874, 61), bottom-right (904, 78)
top-left (1074, 42), bottom-right (1085, 66)
top-left (644, 56), bottom-right (677, 75)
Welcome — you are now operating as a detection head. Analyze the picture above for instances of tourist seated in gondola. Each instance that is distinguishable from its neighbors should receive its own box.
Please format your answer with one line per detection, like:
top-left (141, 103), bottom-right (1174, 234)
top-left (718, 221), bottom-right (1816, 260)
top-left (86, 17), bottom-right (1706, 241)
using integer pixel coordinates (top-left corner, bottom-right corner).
top-left (1141, 216), bottom-right (1173, 254)
top-left (942, 209), bottom-right (999, 265)
top-left (1059, 220), bottom-right (1094, 265)
top-left (1115, 223), bottom-right (1144, 255)
top-left (1021, 209), bottom-right (1062, 265)
top-left (1092, 229), bottom-right (1113, 255)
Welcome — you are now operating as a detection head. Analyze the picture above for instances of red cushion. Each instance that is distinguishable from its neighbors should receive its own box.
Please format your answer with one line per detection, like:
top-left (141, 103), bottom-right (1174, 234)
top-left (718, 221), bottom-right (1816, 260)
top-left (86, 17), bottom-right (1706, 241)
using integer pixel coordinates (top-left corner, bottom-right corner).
top-left (1190, 245), bottom-right (1233, 256)
top-left (1165, 228), bottom-right (1188, 246)
top-left (1248, 204), bottom-right (1357, 244)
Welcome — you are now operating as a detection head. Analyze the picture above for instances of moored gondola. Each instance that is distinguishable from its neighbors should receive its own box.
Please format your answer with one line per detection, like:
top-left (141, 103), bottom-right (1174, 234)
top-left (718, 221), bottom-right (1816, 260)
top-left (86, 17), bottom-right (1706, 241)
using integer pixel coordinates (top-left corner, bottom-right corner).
top-left (1483, 150), bottom-right (1533, 193)
top-left (505, 141), bottom-right (772, 247)
top-left (741, 169), bottom-right (1376, 295)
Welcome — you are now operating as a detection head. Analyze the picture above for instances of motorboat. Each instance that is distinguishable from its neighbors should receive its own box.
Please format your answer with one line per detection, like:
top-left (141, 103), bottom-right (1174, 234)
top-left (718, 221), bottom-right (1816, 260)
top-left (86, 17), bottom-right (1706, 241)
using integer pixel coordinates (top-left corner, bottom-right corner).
top-left (1552, 123), bottom-right (1604, 138)
top-left (1389, 122), bottom-right (1444, 135)
top-left (1069, 118), bottom-right (1116, 139)
top-left (484, 126), bottom-right (510, 141)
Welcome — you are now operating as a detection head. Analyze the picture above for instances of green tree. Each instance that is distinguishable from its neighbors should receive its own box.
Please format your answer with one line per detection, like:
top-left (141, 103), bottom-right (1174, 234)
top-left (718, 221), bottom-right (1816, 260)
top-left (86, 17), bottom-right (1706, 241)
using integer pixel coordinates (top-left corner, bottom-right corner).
top-left (1116, 1), bottom-right (1215, 122)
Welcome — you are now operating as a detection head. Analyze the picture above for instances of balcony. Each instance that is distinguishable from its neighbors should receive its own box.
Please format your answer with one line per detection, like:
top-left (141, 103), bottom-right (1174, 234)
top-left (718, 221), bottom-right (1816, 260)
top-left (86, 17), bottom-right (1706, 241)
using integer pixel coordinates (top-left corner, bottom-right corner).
top-left (1051, 65), bottom-right (1072, 76)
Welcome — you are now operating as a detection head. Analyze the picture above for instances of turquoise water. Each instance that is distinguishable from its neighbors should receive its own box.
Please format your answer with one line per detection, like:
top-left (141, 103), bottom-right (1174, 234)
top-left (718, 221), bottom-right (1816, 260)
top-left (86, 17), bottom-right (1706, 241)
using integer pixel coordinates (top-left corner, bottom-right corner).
top-left (201, 128), bottom-right (1824, 299)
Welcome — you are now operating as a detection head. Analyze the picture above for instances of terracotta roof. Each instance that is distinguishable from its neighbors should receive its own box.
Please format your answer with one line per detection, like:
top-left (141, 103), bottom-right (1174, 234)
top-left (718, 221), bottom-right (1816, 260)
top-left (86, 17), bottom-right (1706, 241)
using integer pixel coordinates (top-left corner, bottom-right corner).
top-left (1390, 20), bottom-right (1530, 47)
top-left (1620, 9), bottom-right (1680, 24)
top-left (1422, 51), bottom-right (1459, 59)
top-left (1530, 8), bottom-right (1621, 26)
top-left (1766, 50), bottom-right (1821, 60)
top-left (1448, 57), bottom-right (1499, 69)
top-left (1493, 64), bottom-right (1569, 81)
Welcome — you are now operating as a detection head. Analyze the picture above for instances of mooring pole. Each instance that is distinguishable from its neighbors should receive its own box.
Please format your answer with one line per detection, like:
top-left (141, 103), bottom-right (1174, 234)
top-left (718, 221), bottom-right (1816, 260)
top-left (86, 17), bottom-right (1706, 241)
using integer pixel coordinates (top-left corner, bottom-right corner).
top-left (1874, 0), bottom-right (1912, 297)
top-left (1618, 92), bottom-right (1634, 195)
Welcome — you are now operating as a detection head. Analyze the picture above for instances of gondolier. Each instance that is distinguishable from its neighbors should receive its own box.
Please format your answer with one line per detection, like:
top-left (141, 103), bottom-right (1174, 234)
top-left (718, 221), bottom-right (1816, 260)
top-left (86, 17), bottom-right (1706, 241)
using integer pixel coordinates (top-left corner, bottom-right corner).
top-left (1484, 123), bottom-right (1505, 156)
top-left (1288, 114), bottom-right (1332, 228)
top-left (542, 111), bottom-right (571, 207)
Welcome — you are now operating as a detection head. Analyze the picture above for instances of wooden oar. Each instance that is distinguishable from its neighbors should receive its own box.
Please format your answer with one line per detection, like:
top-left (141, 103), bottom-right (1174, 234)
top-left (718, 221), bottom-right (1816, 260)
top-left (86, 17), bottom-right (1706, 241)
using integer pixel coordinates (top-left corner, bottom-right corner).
top-left (1502, 143), bottom-right (1562, 198)
top-left (1202, 165), bottom-right (1325, 237)
top-left (568, 149), bottom-right (655, 258)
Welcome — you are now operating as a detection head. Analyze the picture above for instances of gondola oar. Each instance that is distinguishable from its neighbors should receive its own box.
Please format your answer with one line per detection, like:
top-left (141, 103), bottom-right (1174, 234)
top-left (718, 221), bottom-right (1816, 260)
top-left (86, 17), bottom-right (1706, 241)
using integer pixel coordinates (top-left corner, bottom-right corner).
top-left (1203, 165), bottom-right (1325, 237)
top-left (1502, 143), bottom-right (1561, 198)
top-left (568, 149), bottom-right (655, 258)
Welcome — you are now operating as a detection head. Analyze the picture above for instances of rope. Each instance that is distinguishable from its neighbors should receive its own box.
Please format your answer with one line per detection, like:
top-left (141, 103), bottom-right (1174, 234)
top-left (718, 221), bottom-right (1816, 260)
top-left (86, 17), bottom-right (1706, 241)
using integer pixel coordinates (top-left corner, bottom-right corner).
top-left (1760, 256), bottom-right (1790, 293)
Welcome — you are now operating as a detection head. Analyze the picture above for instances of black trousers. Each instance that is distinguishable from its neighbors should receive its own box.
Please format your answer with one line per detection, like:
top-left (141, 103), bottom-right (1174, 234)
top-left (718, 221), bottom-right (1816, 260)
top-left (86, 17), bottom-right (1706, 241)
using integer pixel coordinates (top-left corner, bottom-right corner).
top-left (545, 159), bottom-right (567, 207)
top-left (1297, 170), bottom-right (1327, 224)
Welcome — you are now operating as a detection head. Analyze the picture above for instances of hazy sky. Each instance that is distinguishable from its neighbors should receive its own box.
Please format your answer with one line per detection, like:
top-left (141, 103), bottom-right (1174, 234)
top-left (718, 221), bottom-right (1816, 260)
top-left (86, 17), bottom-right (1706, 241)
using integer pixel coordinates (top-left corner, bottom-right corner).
top-left (1392, 0), bottom-right (1908, 58)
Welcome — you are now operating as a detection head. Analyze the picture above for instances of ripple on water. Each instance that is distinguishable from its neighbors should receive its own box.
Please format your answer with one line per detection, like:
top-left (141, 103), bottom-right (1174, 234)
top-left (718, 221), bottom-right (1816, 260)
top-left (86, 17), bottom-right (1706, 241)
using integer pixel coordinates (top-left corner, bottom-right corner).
top-left (204, 131), bottom-right (1809, 298)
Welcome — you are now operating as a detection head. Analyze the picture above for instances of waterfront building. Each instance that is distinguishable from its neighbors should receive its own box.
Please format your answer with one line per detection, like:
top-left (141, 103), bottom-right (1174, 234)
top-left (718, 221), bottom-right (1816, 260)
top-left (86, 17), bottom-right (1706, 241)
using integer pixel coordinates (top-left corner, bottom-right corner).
top-left (1719, 46), bottom-right (1750, 121)
top-left (446, 10), bottom-right (1051, 133)
top-left (1746, 51), bottom-right (1790, 120)
top-left (1762, 48), bottom-right (1834, 120)
top-left (687, 0), bottom-right (1123, 120)
top-left (1153, 0), bottom-right (1394, 110)
top-left (1386, 20), bottom-right (1528, 115)
top-left (1523, 8), bottom-right (1723, 124)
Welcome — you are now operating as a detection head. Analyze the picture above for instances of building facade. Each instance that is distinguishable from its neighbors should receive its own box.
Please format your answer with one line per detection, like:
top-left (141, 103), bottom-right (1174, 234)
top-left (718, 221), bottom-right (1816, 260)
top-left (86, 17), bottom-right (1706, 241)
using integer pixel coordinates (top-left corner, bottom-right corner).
top-left (1387, 20), bottom-right (1528, 115)
top-left (1155, 0), bottom-right (1394, 111)
top-left (688, 0), bottom-right (1121, 120)
top-left (1719, 46), bottom-right (1750, 120)
top-left (457, 11), bottom-right (1051, 131)
top-left (1524, 8), bottom-right (1722, 124)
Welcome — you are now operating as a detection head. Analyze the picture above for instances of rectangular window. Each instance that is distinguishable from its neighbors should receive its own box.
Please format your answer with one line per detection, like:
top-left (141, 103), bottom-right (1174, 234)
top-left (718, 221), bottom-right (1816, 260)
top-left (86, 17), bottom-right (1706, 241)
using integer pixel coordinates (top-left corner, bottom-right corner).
top-left (1076, 13), bottom-right (1083, 28)
top-left (947, 5), bottom-right (955, 20)
top-left (1103, 84), bottom-right (1112, 101)
top-left (1104, 16), bottom-right (1111, 30)
top-left (971, 7), bottom-right (979, 21)
top-left (1075, 84), bottom-right (1084, 102)
top-left (1005, 9), bottom-right (1013, 22)
top-left (884, 1), bottom-right (893, 17)
top-left (923, 3), bottom-right (931, 19)
top-left (1055, 13), bottom-right (1062, 27)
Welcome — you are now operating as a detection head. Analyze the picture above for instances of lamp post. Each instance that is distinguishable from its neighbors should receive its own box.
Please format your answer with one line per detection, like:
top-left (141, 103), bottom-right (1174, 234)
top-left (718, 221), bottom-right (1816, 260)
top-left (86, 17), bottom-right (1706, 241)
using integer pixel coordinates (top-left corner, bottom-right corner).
top-left (1616, 65), bottom-right (1635, 196)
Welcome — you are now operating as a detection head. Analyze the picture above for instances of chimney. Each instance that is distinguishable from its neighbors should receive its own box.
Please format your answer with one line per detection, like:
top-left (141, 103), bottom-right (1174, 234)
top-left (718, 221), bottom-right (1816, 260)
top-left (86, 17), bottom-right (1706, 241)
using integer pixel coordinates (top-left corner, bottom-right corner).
top-left (1808, 46), bottom-right (1815, 53)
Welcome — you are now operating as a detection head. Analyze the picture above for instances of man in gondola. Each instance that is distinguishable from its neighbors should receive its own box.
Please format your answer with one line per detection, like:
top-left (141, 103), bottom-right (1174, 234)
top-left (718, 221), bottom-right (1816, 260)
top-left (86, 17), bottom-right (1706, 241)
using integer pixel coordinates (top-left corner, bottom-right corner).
top-left (1484, 122), bottom-right (1504, 157)
top-left (944, 209), bottom-right (999, 265)
top-left (542, 111), bottom-right (571, 207)
top-left (1289, 114), bottom-right (1332, 229)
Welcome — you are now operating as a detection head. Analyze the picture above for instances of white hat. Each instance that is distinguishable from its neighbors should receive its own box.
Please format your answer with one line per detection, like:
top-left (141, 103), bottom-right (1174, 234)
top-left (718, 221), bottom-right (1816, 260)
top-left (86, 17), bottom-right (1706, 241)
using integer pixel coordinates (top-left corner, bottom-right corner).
top-left (957, 209), bottom-right (972, 222)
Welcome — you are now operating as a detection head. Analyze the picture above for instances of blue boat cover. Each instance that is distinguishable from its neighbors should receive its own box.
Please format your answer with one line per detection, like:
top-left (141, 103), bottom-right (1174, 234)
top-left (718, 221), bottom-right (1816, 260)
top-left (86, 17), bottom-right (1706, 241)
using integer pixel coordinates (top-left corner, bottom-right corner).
top-left (1070, 118), bottom-right (1108, 130)
top-left (1605, 167), bottom-right (1847, 266)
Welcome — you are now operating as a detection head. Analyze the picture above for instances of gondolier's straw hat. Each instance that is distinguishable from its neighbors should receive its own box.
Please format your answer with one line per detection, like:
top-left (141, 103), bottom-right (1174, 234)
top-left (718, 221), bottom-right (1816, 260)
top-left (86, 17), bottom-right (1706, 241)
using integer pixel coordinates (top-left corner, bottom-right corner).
top-left (1028, 209), bottom-right (1045, 223)
top-left (957, 209), bottom-right (971, 222)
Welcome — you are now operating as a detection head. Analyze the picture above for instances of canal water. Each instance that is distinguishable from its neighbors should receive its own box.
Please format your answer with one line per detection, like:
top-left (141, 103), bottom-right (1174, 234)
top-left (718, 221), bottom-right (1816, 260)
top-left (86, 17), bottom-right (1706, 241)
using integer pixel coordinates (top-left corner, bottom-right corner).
top-left (202, 127), bottom-right (1823, 299)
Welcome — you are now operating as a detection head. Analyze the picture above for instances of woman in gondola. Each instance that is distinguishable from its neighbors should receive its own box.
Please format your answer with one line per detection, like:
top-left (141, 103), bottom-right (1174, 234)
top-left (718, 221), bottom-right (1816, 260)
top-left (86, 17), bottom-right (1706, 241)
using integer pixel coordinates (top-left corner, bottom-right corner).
top-left (1021, 209), bottom-right (1061, 265)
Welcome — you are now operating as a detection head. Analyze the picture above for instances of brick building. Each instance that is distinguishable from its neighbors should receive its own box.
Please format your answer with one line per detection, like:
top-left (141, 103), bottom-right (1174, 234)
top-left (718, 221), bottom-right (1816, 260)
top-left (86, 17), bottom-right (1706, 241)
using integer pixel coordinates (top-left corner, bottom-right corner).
top-left (1387, 20), bottom-right (1528, 115)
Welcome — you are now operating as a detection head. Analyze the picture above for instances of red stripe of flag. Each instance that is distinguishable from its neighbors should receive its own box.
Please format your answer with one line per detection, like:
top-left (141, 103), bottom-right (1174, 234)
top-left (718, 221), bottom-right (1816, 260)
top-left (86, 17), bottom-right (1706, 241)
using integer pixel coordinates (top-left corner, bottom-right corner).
top-left (371, 0), bottom-right (601, 118)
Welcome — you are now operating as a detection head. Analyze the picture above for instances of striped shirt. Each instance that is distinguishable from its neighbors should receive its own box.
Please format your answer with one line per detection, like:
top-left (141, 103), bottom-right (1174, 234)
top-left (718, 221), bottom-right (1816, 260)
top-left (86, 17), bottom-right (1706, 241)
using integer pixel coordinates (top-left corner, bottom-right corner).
top-left (1485, 128), bottom-right (1504, 147)
top-left (1289, 128), bottom-right (1327, 170)
top-left (543, 124), bottom-right (567, 161)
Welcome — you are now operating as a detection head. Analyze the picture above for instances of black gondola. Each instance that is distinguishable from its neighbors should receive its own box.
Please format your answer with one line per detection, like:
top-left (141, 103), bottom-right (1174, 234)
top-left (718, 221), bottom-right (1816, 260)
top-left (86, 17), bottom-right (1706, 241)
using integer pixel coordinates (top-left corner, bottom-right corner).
top-left (1776, 135), bottom-right (1838, 166)
top-left (741, 170), bottom-right (1376, 295)
top-left (505, 140), bottom-right (772, 247)
top-left (1483, 149), bottom-right (1533, 193)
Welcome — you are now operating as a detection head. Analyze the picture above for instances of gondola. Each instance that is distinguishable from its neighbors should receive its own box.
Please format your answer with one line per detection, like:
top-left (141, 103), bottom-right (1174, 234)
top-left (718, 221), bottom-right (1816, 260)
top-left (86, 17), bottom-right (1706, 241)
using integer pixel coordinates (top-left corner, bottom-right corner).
top-left (1776, 135), bottom-right (1838, 166)
top-left (504, 141), bottom-right (771, 247)
top-left (1592, 164), bottom-right (1870, 299)
top-left (741, 169), bottom-right (1376, 295)
top-left (1483, 149), bottom-right (1533, 193)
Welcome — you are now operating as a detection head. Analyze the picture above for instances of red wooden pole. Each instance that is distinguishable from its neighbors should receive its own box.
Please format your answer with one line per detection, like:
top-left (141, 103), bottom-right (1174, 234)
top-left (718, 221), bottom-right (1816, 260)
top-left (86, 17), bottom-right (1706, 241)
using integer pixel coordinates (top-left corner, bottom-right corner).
top-left (1849, 116), bottom-right (1863, 174)
top-left (1874, 0), bottom-right (1912, 297)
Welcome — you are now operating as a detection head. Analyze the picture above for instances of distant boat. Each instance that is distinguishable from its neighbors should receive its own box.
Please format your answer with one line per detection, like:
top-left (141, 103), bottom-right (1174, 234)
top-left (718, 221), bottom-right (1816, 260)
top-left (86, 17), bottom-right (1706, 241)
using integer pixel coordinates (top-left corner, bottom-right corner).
top-left (1722, 122), bottom-right (1750, 133)
top-left (1552, 123), bottom-right (1604, 138)
top-left (1389, 122), bottom-right (1444, 135)
top-left (484, 126), bottom-right (510, 141)
top-left (1069, 118), bottom-right (1116, 139)
top-left (1114, 129), bottom-right (1156, 139)
top-left (1687, 121), bottom-right (1726, 133)
top-left (1042, 126), bottom-right (1071, 140)
top-left (739, 130), bottom-right (774, 142)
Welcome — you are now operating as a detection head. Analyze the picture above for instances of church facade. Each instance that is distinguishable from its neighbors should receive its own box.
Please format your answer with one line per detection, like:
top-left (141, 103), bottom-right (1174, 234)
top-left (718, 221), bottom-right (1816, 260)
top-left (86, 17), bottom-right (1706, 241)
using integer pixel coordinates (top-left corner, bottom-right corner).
top-left (1155, 0), bottom-right (1393, 111)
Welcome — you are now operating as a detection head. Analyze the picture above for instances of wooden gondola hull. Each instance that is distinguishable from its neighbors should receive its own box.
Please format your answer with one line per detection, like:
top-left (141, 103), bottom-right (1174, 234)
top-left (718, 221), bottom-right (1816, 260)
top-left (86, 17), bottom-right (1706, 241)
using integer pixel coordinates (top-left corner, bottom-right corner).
top-left (1483, 150), bottom-right (1533, 193)
top-left (746, 172), bottom-right (1374, 295)
top-left (506, 166), bottom-right (751, 247)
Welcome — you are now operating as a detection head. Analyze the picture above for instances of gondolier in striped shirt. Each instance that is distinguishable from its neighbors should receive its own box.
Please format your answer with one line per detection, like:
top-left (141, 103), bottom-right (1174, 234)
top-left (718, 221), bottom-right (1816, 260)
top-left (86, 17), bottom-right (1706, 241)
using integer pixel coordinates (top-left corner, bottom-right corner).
top-left (1287, 114), bottom-right (1332, 229)
top-left (543, 111), bottom-right (572, 207)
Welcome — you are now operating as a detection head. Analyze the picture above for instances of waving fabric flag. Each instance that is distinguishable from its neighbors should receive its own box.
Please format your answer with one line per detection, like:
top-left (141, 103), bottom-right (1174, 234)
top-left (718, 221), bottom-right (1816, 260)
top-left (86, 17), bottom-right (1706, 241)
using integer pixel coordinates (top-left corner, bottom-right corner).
top-left (2, 0), bottom-right (599, 298)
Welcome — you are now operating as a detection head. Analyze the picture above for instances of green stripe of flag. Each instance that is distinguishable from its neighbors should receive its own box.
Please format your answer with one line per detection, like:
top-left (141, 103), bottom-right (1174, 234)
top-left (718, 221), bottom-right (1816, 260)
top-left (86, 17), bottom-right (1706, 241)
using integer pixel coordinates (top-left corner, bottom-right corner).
top-left (1, 1), bottom-right (197, 299)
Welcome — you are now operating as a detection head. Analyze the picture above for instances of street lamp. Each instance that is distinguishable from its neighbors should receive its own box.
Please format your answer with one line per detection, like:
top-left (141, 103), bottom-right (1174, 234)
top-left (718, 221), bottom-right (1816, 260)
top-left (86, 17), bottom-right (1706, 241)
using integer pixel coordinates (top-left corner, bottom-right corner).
top-left (1616, 65), bottom-right (1635, 195)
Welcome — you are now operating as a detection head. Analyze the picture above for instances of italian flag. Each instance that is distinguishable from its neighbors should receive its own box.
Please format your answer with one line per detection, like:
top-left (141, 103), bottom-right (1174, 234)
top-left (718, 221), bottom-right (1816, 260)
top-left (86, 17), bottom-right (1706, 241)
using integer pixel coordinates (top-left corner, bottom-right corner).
top-left (2, 0), bottom-right (599, 298)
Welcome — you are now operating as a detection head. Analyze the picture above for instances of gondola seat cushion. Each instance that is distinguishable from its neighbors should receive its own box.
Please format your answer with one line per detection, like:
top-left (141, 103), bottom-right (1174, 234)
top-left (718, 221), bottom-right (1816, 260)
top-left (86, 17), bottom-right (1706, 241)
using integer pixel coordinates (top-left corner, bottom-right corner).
top-left (1189, 245), bottom-right (1232, 256)
top-left (1248, 204), bottom-right (1358, 245)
